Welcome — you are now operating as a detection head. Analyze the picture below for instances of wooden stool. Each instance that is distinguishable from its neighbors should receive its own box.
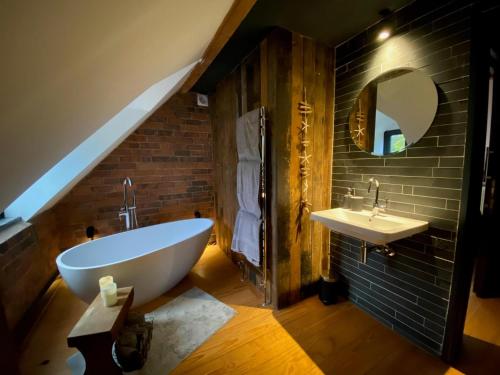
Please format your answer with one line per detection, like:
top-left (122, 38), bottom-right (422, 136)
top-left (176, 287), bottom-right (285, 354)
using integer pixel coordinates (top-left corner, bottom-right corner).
top-left (67, 286), bottom-right (134, 375)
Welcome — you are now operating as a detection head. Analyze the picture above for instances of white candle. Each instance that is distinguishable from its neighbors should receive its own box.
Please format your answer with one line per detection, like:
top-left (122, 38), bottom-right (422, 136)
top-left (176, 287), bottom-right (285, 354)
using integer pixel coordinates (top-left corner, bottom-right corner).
top-left (100, 282), bottom-right (118, 307)
top-left (99, 276), bottom-right (113, 290)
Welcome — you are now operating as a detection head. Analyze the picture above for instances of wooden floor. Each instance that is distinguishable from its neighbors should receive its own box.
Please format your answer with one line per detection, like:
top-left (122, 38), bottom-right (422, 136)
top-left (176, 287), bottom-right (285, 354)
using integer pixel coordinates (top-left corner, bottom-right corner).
top-left (454, 291), bottom-right (500, 375)
top-left (19, 246), bottom-right (500, 375)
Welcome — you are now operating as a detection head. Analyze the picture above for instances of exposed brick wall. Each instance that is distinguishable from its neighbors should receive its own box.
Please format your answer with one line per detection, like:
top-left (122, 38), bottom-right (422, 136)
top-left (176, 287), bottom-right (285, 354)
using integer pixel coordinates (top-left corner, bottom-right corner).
top-left (52, 92), bottom-right (214, 249)
top-left (332, 1), bottom-right (472, 355)
top-left (0, 92), bottom-right (214, 335)
top-left (0, 209), bottom-right (59, 329)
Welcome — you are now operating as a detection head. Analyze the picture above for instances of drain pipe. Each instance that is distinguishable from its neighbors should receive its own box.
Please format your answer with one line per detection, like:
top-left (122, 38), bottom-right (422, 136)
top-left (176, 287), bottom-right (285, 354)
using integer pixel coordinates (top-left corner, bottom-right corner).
top-left (360, 241), bottom-right (368, 264)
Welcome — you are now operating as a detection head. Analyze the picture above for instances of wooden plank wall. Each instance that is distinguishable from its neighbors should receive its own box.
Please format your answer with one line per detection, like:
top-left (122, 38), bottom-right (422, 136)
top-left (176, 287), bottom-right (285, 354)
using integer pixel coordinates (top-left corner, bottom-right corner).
top-left (211, 47), bottom-right (265, 288)
top-left (264, 29), bottom-right (334, 307)
top-left (210, 27), bottom-right (334, 309)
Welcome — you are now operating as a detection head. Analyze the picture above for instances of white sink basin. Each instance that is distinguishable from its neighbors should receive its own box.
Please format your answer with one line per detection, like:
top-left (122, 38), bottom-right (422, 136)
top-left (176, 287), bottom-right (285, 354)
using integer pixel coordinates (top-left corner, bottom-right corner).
top-left (310, 208), bottom-right (428, 245)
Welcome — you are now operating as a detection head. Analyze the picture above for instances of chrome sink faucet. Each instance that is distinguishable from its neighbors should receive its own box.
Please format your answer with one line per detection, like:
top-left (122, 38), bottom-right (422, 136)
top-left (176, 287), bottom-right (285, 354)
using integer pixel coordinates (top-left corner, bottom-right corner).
top-left (119, 177), bottom-right (138, 230)
top-left (368, 177), bottom-right (387, 217)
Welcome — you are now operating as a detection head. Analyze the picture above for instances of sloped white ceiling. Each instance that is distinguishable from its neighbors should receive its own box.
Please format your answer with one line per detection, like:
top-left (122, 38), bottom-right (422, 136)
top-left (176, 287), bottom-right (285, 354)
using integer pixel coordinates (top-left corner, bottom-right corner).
top-left (0, 0), bottom-right (234, 213)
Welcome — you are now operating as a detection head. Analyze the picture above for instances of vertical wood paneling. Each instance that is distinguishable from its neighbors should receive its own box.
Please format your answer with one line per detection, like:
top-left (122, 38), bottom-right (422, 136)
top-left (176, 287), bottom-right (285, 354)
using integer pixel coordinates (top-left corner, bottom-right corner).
top-left (266, 28), bottom-right (293, 308)
top-left (301, 36), bottom-right (315, 294)
top-left (211, 75), bottom-right (238, 257)
top-left (290, 32), bottom-right (303, 303)
top-left (211, 28), bottom-right (333, 309)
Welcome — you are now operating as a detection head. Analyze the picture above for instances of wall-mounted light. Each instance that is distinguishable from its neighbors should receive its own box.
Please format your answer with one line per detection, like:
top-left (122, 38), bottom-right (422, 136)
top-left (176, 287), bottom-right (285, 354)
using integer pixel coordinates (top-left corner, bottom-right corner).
top-left (377, 8), bottom-right (393, 42)
top-left (378, 29), bottom-right (391, 41)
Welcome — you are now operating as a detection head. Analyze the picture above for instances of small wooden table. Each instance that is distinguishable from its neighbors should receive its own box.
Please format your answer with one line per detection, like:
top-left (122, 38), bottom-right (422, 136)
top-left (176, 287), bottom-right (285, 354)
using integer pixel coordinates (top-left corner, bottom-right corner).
top-left (67, 286), bottom-right (134, 375)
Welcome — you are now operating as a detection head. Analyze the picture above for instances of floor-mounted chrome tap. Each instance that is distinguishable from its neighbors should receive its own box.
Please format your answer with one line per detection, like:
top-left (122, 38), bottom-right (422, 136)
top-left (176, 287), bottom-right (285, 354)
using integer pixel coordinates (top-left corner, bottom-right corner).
top-left (119, 177), bottom-right (138, 231)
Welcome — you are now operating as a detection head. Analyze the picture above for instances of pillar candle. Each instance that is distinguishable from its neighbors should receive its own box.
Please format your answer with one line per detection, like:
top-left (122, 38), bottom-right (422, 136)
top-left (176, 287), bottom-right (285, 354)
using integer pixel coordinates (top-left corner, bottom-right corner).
top-left (99, 275), bottom-right (113, 290)
top-left (100, 282), bottom-right (117, 307)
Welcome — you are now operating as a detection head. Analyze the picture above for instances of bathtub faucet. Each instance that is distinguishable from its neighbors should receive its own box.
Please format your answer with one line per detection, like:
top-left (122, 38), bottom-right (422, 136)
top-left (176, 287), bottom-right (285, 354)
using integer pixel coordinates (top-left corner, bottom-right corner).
top-left (119, 177), bottom-right (138, 230)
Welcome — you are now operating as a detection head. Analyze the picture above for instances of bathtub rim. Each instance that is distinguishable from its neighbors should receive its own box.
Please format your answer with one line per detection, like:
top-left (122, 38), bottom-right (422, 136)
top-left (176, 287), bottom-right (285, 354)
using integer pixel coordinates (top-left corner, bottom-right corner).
top-left (56, 218), bottom-right (213, 271)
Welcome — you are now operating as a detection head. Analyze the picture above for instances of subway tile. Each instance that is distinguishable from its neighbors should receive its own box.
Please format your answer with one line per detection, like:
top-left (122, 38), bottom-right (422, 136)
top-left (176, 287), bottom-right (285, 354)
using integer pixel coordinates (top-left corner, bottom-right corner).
top-left (446, 200), bottom-right (460, 210)
top-left (356, 296), bottom-right (397, 329)
top-left (334, 144), bottom-right (351, 154)
top-left (383, 258), bottom-right (436, 284)
top-left (393, 321), bottom-right (442, 354)
top-left (333, 166), bottom-right (348, 174)
top-left (332, 0), bottom-right (471, 354)
top-left (340, 260), bottom-right (419, 303)
top-left (424, 218), bottom-right (458, 233)
top-left (433, 167), bottom-right (463, 178)
top-left (425, 123), bottom-right (467, 137)
top-left (412, 137), bottom-right (438, 148)
top-left (418, 297), bottom-right (449, 317)
top-left (362, 175), bottom-right (462, 189)
top-left (438, 87), bottom-right (469, 103)
top-left (406, 145), bottom-right (465, 157)
top-left (339, 158), bottom-right (386, 166)
top-left (439, 156), bottom-right (464, 167)
top-left (369, 285), bottom-right (425, 324)
top-left (332, 174), bottom-right (364, 182)
top-left (424, 319), bottom-right (446, 336)
top-left (334, 137), bottom-right (353, 146)
top-left (395, 242), bottom-right (454, 269)
top-left (333, 250), bottom-right (360, 269)
top-left (439, 77), bottom-right (469, 93)
top-left (437, 100), bottom-right (469, 115)
top-left (333, 261), bottom-right (372, 289)
top-left (370, 284), bottom-right (446, 327)
top-left (413, 186), bottom-right (461, 199)
top-left (384, 201), bottom-right (415, 213)
top-left (350, 285), bottom-right (396, 317)
top-left (415, 205), bottom-right (459, 221)
top-left (403, 185), bottom-right (413, 194)
top-left (347, 166), bottom-right (433, 177)
top-left (382, 192), bottom-right (446, 209)
top-left (359, 259), bottom-right (450, 309)
top-left (335, 151), bottom-right (376, 160)
top-left (426, 246), bottom-right (455, 263)
top-left (433, 111), bottom-right (468, 126)
top-left (395, 312), bottom-right (443, 343)
top-left (435, 278), bottom-right (451, 291)
top-left (387, 251), bottom-right (453, 282)
top-left (385, 157), bottom-right (439, 167)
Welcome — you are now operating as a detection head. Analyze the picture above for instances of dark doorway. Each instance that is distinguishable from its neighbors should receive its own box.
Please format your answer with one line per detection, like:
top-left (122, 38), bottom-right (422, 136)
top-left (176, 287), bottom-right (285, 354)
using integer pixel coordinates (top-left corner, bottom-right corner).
top-left (443, 2), bottom-right (500, 366)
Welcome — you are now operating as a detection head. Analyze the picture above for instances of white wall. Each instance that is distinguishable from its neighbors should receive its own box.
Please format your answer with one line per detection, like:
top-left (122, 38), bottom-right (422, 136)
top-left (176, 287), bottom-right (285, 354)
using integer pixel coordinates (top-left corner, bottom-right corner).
top-left (373, 110), bottom-right (400, 155)
top-left (5, 63), bottom-right (197, 220)
top-left (0, 0), bottom-right (234, 213)
top-left (376, 70), bottom-right (438, 146)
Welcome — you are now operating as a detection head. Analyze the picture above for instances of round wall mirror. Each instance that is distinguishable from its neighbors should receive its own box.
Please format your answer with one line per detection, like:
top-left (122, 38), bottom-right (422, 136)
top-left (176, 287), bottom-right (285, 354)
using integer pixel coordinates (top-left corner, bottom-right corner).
top-left (348, 68), bottom-right (438, 156)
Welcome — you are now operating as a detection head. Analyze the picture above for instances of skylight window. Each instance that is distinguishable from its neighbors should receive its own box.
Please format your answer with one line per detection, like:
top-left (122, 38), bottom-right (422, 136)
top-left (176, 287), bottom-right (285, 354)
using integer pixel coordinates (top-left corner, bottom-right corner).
top-left (5, 62), bottom-right (197, 221)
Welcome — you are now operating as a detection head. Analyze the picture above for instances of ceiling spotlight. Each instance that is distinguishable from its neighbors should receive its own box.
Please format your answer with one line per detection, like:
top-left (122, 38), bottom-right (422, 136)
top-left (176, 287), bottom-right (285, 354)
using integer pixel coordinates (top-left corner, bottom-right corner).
top-left (378, 29), bottom-right (391, 41)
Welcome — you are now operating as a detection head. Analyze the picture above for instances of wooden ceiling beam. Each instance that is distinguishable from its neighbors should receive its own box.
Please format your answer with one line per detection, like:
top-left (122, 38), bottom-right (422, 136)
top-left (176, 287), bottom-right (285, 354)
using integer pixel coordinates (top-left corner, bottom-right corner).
top-left (180, 0), bottom-right (257, 93)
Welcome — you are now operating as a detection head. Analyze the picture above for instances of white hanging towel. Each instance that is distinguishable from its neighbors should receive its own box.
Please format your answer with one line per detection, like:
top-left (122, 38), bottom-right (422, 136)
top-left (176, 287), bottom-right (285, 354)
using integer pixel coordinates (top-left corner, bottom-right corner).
top-left (231, 210), bottom-right (262, 266)
top-left (236, 108), bottom-right (261, 161)
top-left (237, 161), bottom-right (261, 217)
top-left (232, 108), bottom-right (262, 266)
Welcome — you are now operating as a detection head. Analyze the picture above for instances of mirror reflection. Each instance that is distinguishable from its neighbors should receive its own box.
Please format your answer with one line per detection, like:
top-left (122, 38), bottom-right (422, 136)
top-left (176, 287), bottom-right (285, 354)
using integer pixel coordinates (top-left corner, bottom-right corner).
top-left (348, 68), bottom-right (438, 156)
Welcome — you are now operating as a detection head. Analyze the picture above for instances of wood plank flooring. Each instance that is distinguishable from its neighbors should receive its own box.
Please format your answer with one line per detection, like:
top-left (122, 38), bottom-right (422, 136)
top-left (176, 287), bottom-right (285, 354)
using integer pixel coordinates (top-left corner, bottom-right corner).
top-left (19, 245), bottom-right (499, 374)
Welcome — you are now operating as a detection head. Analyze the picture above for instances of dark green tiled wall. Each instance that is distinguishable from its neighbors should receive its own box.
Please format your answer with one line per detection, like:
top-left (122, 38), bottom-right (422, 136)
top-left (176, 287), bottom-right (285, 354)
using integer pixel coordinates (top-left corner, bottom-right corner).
top-left (332, 0), bottom-right (472, 355)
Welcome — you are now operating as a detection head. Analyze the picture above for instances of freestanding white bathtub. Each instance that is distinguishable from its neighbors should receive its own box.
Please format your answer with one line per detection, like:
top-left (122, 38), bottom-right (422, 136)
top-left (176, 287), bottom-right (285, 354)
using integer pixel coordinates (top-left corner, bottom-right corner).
top-left (56, 218), bottom-right (213, 307)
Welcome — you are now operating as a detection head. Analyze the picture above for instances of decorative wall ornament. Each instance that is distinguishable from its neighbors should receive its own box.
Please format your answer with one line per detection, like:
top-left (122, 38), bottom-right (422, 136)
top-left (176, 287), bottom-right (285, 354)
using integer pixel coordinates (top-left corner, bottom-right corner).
top-left (298, 88), bottom-right (313, 214)
top-left (354, 100), bottom-right (365, 141)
